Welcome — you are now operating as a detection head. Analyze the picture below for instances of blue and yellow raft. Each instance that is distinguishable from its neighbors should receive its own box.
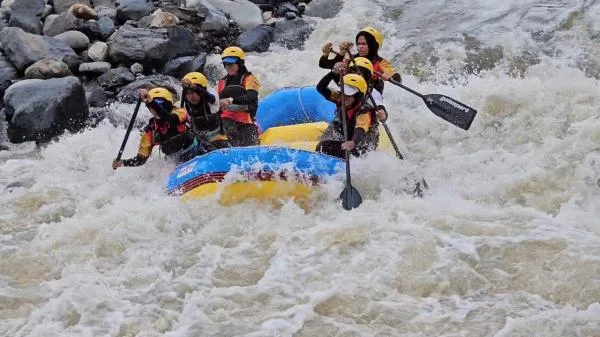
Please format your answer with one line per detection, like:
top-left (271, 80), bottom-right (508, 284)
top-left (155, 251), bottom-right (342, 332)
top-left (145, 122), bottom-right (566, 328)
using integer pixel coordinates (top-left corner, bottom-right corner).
top-left (165, 86), bottom-right (394, 205)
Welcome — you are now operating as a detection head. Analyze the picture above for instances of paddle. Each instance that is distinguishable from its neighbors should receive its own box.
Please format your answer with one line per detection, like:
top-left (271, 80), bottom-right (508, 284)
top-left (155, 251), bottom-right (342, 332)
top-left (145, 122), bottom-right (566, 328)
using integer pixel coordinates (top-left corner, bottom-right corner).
top-left (365, 92), bottom-right (404, 160)
top-left (375, 71), bottom-right (477, 130)
top-left (339, 72), bottom-right (363, 210)
top-left (116, 98), bottom-right (142, 162)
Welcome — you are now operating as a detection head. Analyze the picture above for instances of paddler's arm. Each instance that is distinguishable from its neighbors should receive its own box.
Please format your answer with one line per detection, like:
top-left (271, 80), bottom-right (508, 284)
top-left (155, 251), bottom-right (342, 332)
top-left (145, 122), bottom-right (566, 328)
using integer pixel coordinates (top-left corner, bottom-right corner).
top-left (231, 74), bottom-right (260, 116)
top-left (114, 131), bottom-right (153, 168)
top-left (316, 71), bottom-right (342, 103)
top-left (351, 112), bottom-right (372, 144)
top-left (379, 58), bottom-right (402, 82)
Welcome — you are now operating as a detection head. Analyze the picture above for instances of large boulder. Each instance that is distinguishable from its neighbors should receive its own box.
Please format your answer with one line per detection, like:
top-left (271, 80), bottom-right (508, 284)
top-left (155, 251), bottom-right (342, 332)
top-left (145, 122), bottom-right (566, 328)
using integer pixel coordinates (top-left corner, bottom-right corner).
top-left (304, 0), bottom-right (341, 19)
top-left (187, 0), bottom-right (262, 31)
top-left (159, 54), bottom-right (207, 79)
top-left (0, 27), bottom-right (78, 71)
top-left (96, 66), bottom-right (136, 91)
top-left (237, 24), bottom-right (273, 52)
top-left (8, 0), bottom-right (45, 34)
top-left (273, 18), bottom-right (314, 50)
top-left (4, 76), bottom-right (89, 143)
top-left (115, 0), bottom-right (155, 23)
top-left (107, 25), bottom-right (200, 69)
top-left (184, 0), bottom-right (229, 33)
top-left (43, 12), bottom-right (103, 40)
top-left (116, 74), bottom-right (180, 103)
top-left (24, 59), bottom-right (72, 79)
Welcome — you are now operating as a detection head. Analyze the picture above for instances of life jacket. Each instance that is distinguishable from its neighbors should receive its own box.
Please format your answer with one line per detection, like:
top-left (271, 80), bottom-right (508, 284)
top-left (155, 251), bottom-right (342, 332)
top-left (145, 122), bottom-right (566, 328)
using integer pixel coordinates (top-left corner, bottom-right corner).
top-left (371, 57), bottom-right (386, 93)
top-left (217, 73), bottom-right (253, 124)
top-left (185, 102), bottom-right (220, 134)
top-left (334, 101), bottom-right (378, 141)
top-left (146, 108), bottom-right (195, 155)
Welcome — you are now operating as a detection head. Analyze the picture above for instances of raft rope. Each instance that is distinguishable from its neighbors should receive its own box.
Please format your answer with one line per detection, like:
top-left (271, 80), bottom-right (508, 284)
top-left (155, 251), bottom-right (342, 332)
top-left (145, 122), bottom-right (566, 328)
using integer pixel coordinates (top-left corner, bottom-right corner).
top-left (297, 87), bottom-right (311, 123)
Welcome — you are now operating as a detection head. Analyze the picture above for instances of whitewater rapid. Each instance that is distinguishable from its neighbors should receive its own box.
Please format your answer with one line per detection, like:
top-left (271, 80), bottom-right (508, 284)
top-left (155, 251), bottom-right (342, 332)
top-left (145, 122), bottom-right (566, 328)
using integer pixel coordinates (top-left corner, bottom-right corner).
top-left (2, 0), bottom-right (600, 336)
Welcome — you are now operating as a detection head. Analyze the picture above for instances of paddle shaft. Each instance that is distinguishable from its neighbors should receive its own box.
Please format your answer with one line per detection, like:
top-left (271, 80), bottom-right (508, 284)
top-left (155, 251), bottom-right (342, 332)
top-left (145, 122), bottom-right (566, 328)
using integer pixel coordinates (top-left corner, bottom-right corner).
top-left (366, 92), bottom-right (404, 160)
top-left (340, 72), bottom-right (352, 188)
top-left (116, 98), bottom-right (142, 162)
top-left (337, 50), bottom-right (405, 160)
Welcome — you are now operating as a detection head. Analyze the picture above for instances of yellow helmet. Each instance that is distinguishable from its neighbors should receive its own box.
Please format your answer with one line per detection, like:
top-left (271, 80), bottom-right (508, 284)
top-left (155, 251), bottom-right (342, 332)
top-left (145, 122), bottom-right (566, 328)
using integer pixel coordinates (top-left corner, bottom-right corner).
top-left (342, 73), bottom-right (367, 96)
top-left (148, 87), bottom-right (173, 104)
top-left (352, 57), bottom-right (373, 76)
top-left (358, 27), bottom-right (383, 49)
top-left (221, 46), bottom-right (245, 63)
top-left (182, 72), bottom-right (208, 88)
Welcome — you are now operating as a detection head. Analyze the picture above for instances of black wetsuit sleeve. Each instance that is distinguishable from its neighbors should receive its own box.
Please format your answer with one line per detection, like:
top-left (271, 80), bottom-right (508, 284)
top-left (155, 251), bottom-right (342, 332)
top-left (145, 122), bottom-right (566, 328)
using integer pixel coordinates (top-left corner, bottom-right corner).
top-left (123, 154), bottom-right (149, 167)
top-left (391, 73), bottom-right (402, 83)
top-left (316, 71), bottom-right (338, 102)
top-left (319, 54), bottom-right (344, 69)
top-left (232, 89), bottom-right (259, 116)
top-left (352, 128), bottom-right (366, 144)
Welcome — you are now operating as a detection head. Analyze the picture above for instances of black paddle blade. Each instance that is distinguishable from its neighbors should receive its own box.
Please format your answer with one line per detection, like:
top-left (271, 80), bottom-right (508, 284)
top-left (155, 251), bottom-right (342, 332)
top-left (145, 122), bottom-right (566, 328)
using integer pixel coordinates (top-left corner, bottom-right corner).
top-left (423, 94), bottom-right (477, 130)
top-left (340, 185), bottom-right (362, 210)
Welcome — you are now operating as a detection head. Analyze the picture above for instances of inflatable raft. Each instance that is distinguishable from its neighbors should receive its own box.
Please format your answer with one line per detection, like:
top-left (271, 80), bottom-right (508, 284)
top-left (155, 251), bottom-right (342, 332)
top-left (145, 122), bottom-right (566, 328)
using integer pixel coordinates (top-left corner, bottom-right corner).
top-left (166, 86), bottom-right (395, 204)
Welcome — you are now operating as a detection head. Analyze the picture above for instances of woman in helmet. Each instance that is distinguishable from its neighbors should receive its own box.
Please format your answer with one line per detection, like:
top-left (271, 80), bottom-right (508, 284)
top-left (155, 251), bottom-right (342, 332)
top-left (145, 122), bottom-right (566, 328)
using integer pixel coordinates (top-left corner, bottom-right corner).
top-left (349, 57), bottom-right (388, 122)
top-left (315, 69), bottom-right (380, 159)
top-left (112, 87), bottom-right (212, 170)
top-left (319, 27), bottom-right (402, 95)
top-left (216, 46), bottom-right (261, 147)
top-left (181, 71), bottom-right (229, 149)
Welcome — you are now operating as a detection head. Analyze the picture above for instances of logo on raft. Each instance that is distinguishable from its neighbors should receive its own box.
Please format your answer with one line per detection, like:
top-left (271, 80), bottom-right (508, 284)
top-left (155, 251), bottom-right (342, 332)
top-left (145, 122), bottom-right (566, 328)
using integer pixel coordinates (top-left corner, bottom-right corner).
top-left (439, 96), bottom-right (471, 113)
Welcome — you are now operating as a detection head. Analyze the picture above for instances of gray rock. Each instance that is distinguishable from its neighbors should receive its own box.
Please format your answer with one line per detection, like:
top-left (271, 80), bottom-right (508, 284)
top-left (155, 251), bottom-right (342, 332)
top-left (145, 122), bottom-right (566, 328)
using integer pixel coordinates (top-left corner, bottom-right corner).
top-left (183, 0), bottom-right (236, 33)
top-left (8, 0), bottom-right (45, 34)
top-left (130, 62), bottom-right (143, 74)
top-left (53, 30), bottom-right (91, 51)
top-left (88, 41), bottom-right (109, 61)
top-left (78, 61), bottom-right (111, 73)
top-left (95, 5), bottom-right (117, 21)
top-left (24, 59), bottom-right (72, 79)
top-left (54, 0), bottom-right (92, 14)
top-left (43, 12), bottom-right (103, 40)
top-left (107, 25), bottom-right (200, 69)
top-left (0, 27), bottom-right (78, 71)
top-left (160, 54), bottom-right (207, 79)
top-left (86, 85), bottom-right (107, 107)
top-left (273, 17), bottom-right (314, 50)
top-left (237, 24), bottom-right (273, 53)
top-left (199, 0), bottom-right (262, 30)
top-left (0, 52), bottom-right (18, 83)
top-left (116, 74), bottom-right (180, 103)
top-left (96, 66), bottom-right (135, 91)
top-left (116, 0), bottom-right (155, 23)
top-left (4, 76), bottom-right (89, 143)
top-left (42, 4), bottom-right (53, 19)
top-left (97, 16), bottom-right (116, 39)
top-left (92, 0), bottom-right (117, 7)
top-left (304, 0), bottom-right (341, 19)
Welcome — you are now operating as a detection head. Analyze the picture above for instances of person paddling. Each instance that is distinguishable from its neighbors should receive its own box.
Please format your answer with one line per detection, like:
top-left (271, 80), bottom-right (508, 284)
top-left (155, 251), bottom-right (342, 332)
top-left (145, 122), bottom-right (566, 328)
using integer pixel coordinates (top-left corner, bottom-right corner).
top-left (319, 27), bottom-right (402, 96)
top-left (217, 46), bottom-right (261, 147)
top-left (112, 87), bottom-right (213, 170)
top-left (315, 68), bottom-right (380, 158)
top-left (181, 72), bottom-right (229, 149)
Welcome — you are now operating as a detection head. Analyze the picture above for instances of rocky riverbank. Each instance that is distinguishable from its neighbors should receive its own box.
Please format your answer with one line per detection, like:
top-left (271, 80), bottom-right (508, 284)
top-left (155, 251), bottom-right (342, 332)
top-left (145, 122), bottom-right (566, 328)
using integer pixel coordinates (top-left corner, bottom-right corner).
top-left (0, 0), bottom-right (340, 145)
